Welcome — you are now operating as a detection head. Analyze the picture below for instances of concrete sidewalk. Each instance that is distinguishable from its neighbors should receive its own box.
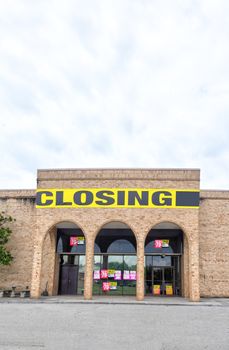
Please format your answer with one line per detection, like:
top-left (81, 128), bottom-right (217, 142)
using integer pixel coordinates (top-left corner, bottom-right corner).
top-left (0, 295), bottom-right (228, 306)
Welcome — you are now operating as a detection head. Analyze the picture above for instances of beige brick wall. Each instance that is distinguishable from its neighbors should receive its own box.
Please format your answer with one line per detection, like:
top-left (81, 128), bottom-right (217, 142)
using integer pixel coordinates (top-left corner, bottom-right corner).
top-left (199, 191), bottom-right (229, 297)
top-left (32, 168), bottom-right (200, 301)
top-left (1, 169), bottom-right (215, 301)
top-left (0, 190), bottom-right (36, 290)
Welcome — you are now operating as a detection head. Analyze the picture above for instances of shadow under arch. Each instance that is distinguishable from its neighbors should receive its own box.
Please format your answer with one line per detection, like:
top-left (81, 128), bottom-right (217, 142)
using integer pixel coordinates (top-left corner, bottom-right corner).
top-left (42, 219), bottom-right (86, 246)
top-left (94, 219), bottom-right (138, 242)
top-left (144, 221), bottom-right (188, 298)
top-left (40, 220), bottom-right (86, 297)
top-left (94, 220), bottom-right (137, 254)
top-left (93, 220), bottom-right (137, 296)
top-left (144, 220), bottom-right (189, 249)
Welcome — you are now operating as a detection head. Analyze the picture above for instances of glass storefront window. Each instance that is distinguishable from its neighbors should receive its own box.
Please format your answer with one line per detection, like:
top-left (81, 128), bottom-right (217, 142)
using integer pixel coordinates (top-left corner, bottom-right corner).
top-left (108, 255), bottom-right (123, 270)
top-left (152, 256), bottom-right (171, 267)
top-left (93, 255), bottom-right (136, 296)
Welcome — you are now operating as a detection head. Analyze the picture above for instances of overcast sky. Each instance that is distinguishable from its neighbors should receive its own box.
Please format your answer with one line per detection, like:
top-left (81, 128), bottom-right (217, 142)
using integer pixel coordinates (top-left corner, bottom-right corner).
top-left (0, 0), bottom-right (229, 189)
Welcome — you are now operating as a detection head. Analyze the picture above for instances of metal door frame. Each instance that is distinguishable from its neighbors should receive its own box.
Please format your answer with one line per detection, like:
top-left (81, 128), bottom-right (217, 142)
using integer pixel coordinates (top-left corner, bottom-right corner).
top-left (152, 266), bottom-right (175, 296)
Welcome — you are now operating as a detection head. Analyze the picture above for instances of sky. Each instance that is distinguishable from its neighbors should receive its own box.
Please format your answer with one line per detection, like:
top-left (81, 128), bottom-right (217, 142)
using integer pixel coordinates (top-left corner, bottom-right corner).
top-left (0, 0), bottom-right (229, 190)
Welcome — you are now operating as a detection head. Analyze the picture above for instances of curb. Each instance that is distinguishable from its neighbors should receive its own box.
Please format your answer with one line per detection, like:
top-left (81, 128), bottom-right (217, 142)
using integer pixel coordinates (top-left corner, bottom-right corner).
top-left (0, 298), bottom-right (228, 307)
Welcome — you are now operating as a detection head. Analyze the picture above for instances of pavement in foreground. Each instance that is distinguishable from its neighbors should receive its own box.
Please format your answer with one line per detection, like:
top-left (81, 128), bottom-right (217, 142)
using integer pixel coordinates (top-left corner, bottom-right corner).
top-left (0, 297), bottom-right (228, 349)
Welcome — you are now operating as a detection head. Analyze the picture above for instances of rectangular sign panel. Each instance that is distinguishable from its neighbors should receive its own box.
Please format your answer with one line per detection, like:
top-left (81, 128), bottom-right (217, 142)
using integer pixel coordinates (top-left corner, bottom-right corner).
top-left (36, 188), bottom-right (199, 209)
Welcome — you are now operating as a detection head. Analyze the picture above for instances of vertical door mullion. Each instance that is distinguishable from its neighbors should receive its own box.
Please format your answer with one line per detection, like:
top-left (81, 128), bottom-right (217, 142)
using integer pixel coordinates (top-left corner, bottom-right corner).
top-left (162, 268), bottom-right (165, 296)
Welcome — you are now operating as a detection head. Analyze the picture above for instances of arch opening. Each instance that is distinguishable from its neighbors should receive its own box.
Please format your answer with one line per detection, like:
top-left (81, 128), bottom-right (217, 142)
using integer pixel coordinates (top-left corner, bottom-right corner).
top-left (41, 221), bottom-right (86, 297)
top-left (144, 221), bottom-right (186, 297)
top-left (93, 221), bottom-right (137, 296)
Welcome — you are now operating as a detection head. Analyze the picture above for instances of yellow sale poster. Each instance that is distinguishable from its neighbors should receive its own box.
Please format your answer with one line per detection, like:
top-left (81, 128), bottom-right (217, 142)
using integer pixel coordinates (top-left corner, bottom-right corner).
top-left (166, 285), bottom-right (173, 295)
top-left (162, 240), bottom-right (169, 247)
top-left (77, 236), bottom-right (85, 245)
top-left (109, 282), bottom-right (117, 290)
top-left (108, 269), bottom-right (115, 277)
top-left (153, 285), bottom-right (161, 295)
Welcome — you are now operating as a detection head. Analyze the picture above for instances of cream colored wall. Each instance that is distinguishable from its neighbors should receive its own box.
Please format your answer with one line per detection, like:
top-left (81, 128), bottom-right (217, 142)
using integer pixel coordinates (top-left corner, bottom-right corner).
top-left (31, 169), bottom-right (200, 301)
top-left (0, 191), bottom-right (36, 291)
top-left (199, 191), bottom-right (229, 297)
top-left (1, 169), bottom-right (212, 301)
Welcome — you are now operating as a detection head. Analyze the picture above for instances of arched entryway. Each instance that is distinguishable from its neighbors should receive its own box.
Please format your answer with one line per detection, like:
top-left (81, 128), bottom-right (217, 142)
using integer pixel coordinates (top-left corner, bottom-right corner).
top-left (40, 221), bottom-right (86, 296)
top-left (93, 221), bottom-right (137, 296)
top-left (144, 222), bottom-right (186, 297)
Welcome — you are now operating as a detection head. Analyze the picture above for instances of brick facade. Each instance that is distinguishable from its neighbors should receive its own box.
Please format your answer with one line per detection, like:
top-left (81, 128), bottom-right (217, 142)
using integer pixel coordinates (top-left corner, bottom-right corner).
top-left (0, 169), bottom-right (228, 300)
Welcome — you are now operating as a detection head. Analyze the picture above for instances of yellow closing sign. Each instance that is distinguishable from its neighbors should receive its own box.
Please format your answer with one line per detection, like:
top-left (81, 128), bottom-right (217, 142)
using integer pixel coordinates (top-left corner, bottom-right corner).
top-left (36, 188), bottom-right (199, 209)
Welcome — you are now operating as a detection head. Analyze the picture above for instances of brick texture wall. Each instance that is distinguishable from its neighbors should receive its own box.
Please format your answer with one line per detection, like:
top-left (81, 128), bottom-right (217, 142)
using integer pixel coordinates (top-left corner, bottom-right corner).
top-left (199, 191), bottom-right (229, 297)
top-left (0, 191), bottom-right (36, 290)
top-left (3, 169), bottom-right (228, 299)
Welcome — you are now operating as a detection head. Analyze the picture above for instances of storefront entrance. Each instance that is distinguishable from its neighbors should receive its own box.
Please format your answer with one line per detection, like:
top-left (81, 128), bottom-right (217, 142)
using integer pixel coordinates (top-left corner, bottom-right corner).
top-left (59, 264), bottom-right (78, 295)
top-left (152, 267), bottom-right (174, 296)
top-left (58, 254), bottom-right (85, 295)
top-left (145, 255), bottom-right (181, 296)
top-left (93, 254), bottom-right (137, 295)
top-left (56, 223), bottom-right (86, 296)
top-left (145, 223), bottom-right (183, 296)
top-left (93, 222), bottom-right (137, 296)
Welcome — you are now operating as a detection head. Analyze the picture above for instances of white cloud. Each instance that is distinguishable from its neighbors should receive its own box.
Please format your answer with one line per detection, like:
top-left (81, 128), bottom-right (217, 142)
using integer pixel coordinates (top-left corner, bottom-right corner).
top-left (0, 0), bottom-right (229, 189)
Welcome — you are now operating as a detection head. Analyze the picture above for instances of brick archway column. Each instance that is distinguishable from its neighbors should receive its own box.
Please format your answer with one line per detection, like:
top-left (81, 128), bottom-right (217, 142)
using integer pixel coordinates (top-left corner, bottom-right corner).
top-left (30, 236), bottom-right (43, 298)
top-left (84, 236), bottom-right (94, 300)
top-left (48, 228), bottom-right (58, 295)
top-left (189, 237), bottom-right (200, 301)
top-left (136, 238), bottom-right (145, 301)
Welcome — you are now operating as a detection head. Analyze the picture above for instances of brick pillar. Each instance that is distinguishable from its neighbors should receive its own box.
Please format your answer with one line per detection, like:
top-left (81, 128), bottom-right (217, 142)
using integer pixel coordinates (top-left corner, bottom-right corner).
top-left (52, 253), bottom-right (60, 296)
top-left (136, 238), bottom-right (145, 301)
top-left (84, 236), bottom-right (94, 300)
top-left (48, 228), bottom-right (57, 295)
top-left (30, 236), bottom-right (43, 298)
top-left (182, 234), bottom-right (189, 298)
top-left (189, 238), bottom-right (200, 302)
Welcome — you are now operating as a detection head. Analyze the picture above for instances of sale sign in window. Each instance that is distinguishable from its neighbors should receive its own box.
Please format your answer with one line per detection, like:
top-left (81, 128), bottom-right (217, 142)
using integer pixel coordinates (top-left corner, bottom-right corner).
top-left (154, 240), bottom-right (162, 248)
top-left (70, 237), bottom-right (78, 246)
top-left (166, 285), bottom-right (173, 295)
top-left (109, 282), bottom-right (117, 290)
top-left (129, 271), bottom-right (136, 280)
top-left (123, 270), bottom-right (130, 280)
top-left (93, 270), bottom-right (100, 280)
top-left (102, 282), bottom-right (110, 291)
top-left (77, 236), bottom-right (85, 245)
top-left (108, 269), bottom-right (115, 278)
top-left (153, 285), bottom-right (161, 295)
top-left (114, 270), bottom-right (122, 280)
top-left (100, 270), bottom-right (108, 279)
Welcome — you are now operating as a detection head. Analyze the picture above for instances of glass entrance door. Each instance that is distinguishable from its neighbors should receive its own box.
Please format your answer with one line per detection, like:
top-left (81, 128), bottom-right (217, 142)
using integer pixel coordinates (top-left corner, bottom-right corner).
top-left (152, 267), bottom-right (175, 296)
top-left (145, 255), bottom-right (181, 296)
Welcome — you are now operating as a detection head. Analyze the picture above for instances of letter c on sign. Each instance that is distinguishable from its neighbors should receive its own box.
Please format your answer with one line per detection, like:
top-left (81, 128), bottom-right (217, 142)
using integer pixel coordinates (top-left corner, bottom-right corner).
top-left (36, 191), bottom-right (53, 206)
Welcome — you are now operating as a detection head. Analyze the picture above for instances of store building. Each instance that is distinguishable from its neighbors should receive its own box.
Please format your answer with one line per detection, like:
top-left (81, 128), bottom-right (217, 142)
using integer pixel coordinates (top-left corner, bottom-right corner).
top-left (0, 168), bottom-right (229, 301)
